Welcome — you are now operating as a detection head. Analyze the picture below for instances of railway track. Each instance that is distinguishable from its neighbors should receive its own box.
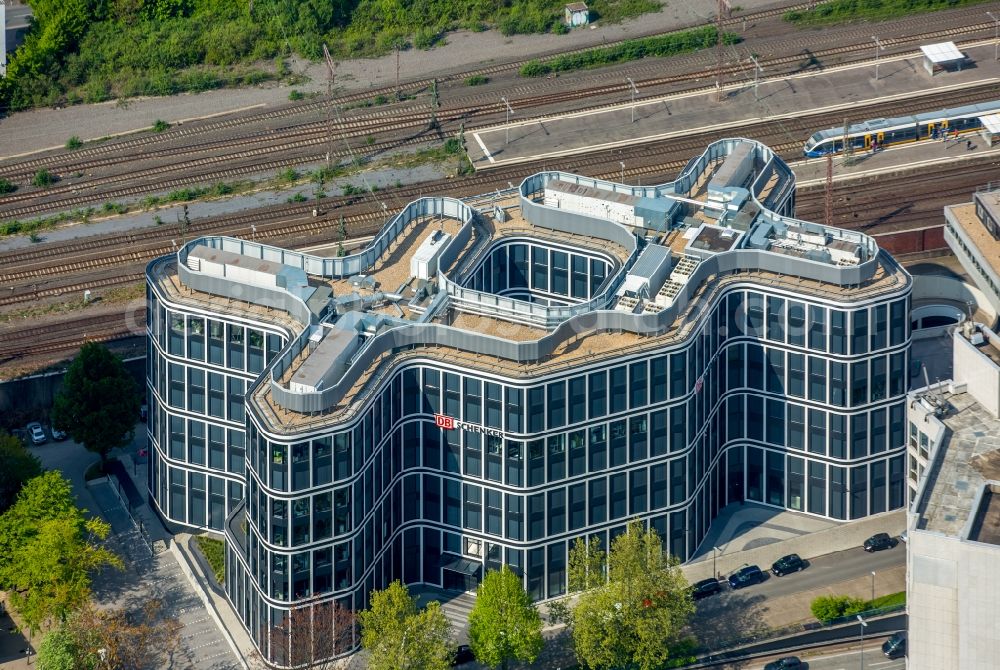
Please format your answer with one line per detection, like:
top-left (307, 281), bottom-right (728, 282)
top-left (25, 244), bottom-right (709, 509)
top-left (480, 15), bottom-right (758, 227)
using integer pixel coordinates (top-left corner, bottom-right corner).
top-left (3, 82), bottom-right (998, 302)
top-left (2, 7), bottom-right (998, 222)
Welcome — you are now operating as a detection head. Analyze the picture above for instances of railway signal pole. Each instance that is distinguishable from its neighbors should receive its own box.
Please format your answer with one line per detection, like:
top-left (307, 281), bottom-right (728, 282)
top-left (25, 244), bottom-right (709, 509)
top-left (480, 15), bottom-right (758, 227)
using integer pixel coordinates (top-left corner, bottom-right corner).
top-left (747, 53), bottom-right (763, 101)
top-left (715, 0), bottom-right (731, 101)
top-left (626, 77), bottom-right (639, 123)
top-left (500, 96), bottom-right (514, 145)
top-left (322, 43), bottom-right (337, 169)
top-left (988, 11), bottom-right (1000, 61)
top-left (871, 36), bottom-right (885, 80)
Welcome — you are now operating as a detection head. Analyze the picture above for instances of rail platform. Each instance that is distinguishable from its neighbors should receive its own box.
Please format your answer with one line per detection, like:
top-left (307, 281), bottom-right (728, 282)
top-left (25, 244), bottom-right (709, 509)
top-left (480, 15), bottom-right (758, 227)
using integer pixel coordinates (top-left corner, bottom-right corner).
top-left (468, 41), bottom-right (1000, 169)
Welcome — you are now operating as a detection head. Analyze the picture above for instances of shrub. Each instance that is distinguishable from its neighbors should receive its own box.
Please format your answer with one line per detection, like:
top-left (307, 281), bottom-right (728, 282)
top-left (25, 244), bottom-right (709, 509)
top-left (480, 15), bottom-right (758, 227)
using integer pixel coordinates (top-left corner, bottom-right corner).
top-left (288, 89), bottom-right (304, 101)
top-left (32, 169), bottom-right (54, 188)
top-left (0, 179), bottom-right (17, 195)
top-left (195, 535), bottom-right (225, 583)
top-left (287, 192), bottom-right (307, 203)
top-left (65, 136), bottom-right (83, 150)
top-left (152, 119), bottom-right (171, 133)
top-left (810, 595), bottom-right (867, 623)
top-left (465, 75), bottom-right (489, 86)
top-left (277, 167), bottom-right (299, 183)
top-left (519, 27), bottom-right (739, 77)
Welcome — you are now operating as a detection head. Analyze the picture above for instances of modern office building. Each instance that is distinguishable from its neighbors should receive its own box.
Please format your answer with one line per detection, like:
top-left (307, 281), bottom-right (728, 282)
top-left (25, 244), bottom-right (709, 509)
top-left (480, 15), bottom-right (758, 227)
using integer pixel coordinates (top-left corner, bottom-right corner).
top-left (906, 322), bottom-right (1000, 670)
top-left (944, 185), bottom-right (1000, 316)
top-left (145, 138), bottom-right (912, 666)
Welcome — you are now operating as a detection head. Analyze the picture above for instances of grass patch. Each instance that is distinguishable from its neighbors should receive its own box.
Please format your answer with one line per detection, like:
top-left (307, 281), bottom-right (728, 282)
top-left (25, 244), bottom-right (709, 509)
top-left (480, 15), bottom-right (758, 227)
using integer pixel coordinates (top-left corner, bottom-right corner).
top-left (866, 591), bottom-right (906, 610)
top-left (784, 0), bottom-right (993, 25)
top-left (65, 136), bottom-right (84, 150)
top-left (520, 26), bottom-right (739, 77)
top-left (465, 75), bottom-right (489, 86)
top-left (195, 535), bottom-right (226, 583)
top-left (0, 283), bottom-right (145, 324)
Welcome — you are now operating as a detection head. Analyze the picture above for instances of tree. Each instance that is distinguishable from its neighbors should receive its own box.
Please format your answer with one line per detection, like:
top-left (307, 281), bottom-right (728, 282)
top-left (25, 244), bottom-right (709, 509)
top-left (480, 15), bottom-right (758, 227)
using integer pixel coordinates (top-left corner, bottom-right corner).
top-left (251, 601), bottom-right (355, 669)
top-left (571, 520), bottom-right (694, 670)
top-left (37, 599), bottom-right (180, 670)
top-left (568, 535), bottom-right (606, 592)
top-left (358, 580), bottom-right (454, 670)
top-left (0, 472), bottom-right (122, 633)
top-left (36, 626), bottom-right (77, 670)
top-left (810, 594), bottom-right (866, 623)
top-left (0, 431), bottom-right (42, 513)
top-left (52, 341), bottom-right (140, 467)
top-left (468, 565), bottom-right (543, 670)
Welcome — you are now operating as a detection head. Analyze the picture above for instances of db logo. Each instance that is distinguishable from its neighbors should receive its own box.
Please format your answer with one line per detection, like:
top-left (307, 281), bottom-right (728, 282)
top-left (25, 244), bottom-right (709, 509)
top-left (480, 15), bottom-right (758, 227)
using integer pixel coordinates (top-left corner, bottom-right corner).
top-left (435, 414), bottom-right (456, 430)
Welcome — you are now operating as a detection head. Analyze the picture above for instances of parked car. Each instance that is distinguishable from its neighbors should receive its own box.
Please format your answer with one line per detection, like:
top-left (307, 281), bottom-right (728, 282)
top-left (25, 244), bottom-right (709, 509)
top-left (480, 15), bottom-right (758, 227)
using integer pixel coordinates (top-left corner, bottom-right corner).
top-left (692, 577), bottom-right (722, 600)
top-left (771, 553), bottom-right (805, 576)
top-left (764, 657), bottom-right (802, 670)
top-left (882, 631), bottom-right (906, 659)
top-left (728, 564), bottom-right (764, 589)
top-left (864, 532), bottom-right (895, 552)
top-left (50, 424), bottom-right (67, 441)
top-left (26, 422), bottom-right (47, 445)
top-left (451, 644), bottom-right (474, 666)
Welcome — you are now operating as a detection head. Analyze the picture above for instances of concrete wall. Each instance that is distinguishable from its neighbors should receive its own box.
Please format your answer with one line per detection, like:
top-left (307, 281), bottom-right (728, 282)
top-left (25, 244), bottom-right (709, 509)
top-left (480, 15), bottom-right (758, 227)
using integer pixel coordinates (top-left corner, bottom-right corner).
top-left (0, 357), bottom-right (146, 428)
top-left (681, 508), bottom-right (905, 582)
top-left (910, 274), bottom-right (998, 325)
top-left (907, 528), bottom-right (1000, 670)
top-left (953, 330), bottom-right (1000, 419)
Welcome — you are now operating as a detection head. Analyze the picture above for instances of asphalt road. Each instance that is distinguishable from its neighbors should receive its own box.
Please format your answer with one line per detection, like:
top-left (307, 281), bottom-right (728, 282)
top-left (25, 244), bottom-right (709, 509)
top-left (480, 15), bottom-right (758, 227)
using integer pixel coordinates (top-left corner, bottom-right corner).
top-left (707, 544), bottom-right (905, 604)
top-left (777, 646), bottom-right (905, 670)
top-left (4, 3), bottom-right (32, 30)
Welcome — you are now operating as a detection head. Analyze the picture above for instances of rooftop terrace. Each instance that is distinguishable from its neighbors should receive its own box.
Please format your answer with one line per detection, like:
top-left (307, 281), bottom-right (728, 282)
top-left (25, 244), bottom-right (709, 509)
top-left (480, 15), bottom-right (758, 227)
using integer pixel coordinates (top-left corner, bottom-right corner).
top-left (152, 138), bottom-right (908, 431)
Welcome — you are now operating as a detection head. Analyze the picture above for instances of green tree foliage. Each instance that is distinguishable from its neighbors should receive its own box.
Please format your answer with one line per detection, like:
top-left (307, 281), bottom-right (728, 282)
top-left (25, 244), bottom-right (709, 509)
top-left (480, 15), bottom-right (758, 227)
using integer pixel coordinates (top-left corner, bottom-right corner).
top-left (52, 341), bottom-right (140, 466)
top-left (36, 626), bottom-right (78, 670)
top-left (0, 431), bottom-right (43, 513)
top-left (568, 535), bottom-right (606, 592)
top-left (468, 565), bottom-right (543, 670)
top-left (358, 580), bottom-right (455, 670)
top-left (810, 594), bottom-right (867, 622)
top-left (0, 179), bottom-right (17, 194)
top-left (519, 26), bottom-right (739, 77)
top-left (0, 471), bottom-right (122, 633)
top-left (0, 0), bottom-right (663, 110)
top-left (784, 0), bottom-right (992, 26)
top-left (570, 520), bottom-right (694, 670)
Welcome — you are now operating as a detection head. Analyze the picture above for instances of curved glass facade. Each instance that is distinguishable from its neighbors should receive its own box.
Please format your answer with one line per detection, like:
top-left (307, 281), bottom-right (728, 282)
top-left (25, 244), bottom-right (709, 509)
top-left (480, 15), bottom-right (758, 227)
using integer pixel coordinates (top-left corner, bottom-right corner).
top-left (144, 139), bottom-right (912, 667)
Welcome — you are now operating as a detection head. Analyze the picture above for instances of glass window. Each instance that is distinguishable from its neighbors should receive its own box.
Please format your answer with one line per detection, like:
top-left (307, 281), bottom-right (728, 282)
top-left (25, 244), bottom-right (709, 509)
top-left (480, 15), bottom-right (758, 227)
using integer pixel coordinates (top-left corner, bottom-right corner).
top-left (650, 410), bottom-right (668, 457)
top-left (506, 494), bottom-right (523, 540)
top-left (788, 404), bottom-right (805, 450)
top-left (547, 489), bottom-right (565, 534)
top-left (890, 299), bottom-right (906, 346)
top-left (727, 343), bottom-right (745, 389)
top-left (629, 469), bottom-right (647, 515)
top-left (851, 414), bottom-right (868, 459)
top-left (506, 440), bottom-right (523, 486)
top-left (766, 296), bottom-right (785, 342)
top-left (589, 371), bottom-right (607, 419)
top-left (851, 309), bottom-right (869, 355)
top-left (589, 478), bottom-right (607, 523)
top-left (547, 381), bottom-right (566, 429)
top-left (228, 324), bottom-right (244, 370)
top-left (547, 434), bottom-right (566, 482)
top-left (766, 348), bottom-right (785, 394)
top-left (830, 362), bottom-right (846, 407)
top-left (484, 435), bottom-right (501, 482)
top-left (746, 293), bottom-right (764, 338)
top-left (208, 372), bottom-right (224, 418)
top-left (569, 376), bottom-right (587, 424)
top-left (505, 387), bottom-right (522, 433)
top-left (871, 305), bottom-right (887, 351)
top-left (829, 465), bottom-right (846, 520)
top-left (589, 425), bottom-right (607, 472)
top-left (569, 430), bottom-right (586, 476)
top-left (747, 344), bottom-right (764, 391)
top-left (808, 409), bottom-right (826, 455)
top-left (808, 461), bottom-right (826, 516)
top-left (528, 386), bottom-right (544, 433)
top-left (464, 378), bottom-right (482, 424)
top-left (610, 473), bottom-right (627, 520)
top-left (788, 301), bottom-right (806, 346)
top-left (788, 457), bottom-right (804, 511)
top-left (870, 409), bottom-right (887, 454)
top-left (766, 451), bottom-right (785, 507)
top-left (889, 352), bottom-right (906, 397)
top-left (670, 352), bottom-right (687, 398)
top-left (629, 416), bottom-right (648, 462)
top-left (609, 420), bottom-right (627, 467)
top-left (871, 356), bottom-right (887, 402)
top-left (610, 367), bottom-right (627, 414)
top-left (463, 484), bottom-right (482, 531)
top-left (746, 448), bottom-right (763, 502)
top-left (531, 246), bottom-right (548, 292)
top-left (528, 440), bottom-right (545, 486)
top-left (651, 357), bottom-right (668, 403)
top-left (851, 361), bottom-right (868, 407)
top-left (208, 320), bottom-right (224, 364)
top-left (630, 361), bottom-right (647, 409)
top-left (766, 399), bottom-right (784, 446)
top-left (788, 353), bottom-right (805, 398)
top-left (850, 465), bottom-right (868, 519)
top-left (830, 310), bottom-right (846, 355)
top-left (809, 305), bottom-right (826, 351)
top-left (528, 494), bottom-right (545, 540)
top-left (808, 356), bottom-right (826, 402)
top-left (569, 484), bottom-right (586, 530)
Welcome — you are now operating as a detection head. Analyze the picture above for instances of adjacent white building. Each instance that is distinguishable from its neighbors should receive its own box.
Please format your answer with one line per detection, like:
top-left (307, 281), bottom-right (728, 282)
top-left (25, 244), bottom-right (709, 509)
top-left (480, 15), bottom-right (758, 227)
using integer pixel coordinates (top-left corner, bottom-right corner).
top-left (906, 322), bottom-right (1000, 670)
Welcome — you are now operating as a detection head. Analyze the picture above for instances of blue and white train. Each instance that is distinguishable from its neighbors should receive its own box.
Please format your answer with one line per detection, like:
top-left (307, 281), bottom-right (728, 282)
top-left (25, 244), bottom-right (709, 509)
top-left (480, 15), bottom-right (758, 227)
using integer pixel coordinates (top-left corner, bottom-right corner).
top-left (804, 99), bottom-right (1000, 157)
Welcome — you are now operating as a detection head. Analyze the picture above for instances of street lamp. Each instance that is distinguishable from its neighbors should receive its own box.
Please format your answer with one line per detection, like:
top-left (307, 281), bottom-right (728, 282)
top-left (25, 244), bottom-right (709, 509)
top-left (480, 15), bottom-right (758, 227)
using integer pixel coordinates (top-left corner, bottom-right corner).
top-left (713, 546), bottom-right (721, 579)
top-left (626, 77), bottom-right (639, 123)
top-left (500, 96), bottom-right (514, 145)
top-left (619, 161), bottom-right (626, 184)
top-left (857, 614), bottom-right (868, 670)
top-left (988, 11), bottom-right (1000, 62)
top-left (872, 36), bottom-right (885, 80)
top-left (870, 570), bottom-right (876, 603)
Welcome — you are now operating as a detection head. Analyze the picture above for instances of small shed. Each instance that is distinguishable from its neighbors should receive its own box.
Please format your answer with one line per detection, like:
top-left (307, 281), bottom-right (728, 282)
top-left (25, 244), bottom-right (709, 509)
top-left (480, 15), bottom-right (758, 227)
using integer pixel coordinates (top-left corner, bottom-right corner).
top-left (980, 113), bottom-right (1000, 147)
top-left (920, 41), bottom-right (965, 76)
top-left (564, 2), bottom-right (590, 27)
